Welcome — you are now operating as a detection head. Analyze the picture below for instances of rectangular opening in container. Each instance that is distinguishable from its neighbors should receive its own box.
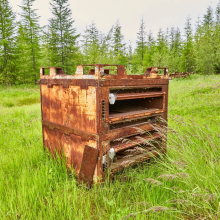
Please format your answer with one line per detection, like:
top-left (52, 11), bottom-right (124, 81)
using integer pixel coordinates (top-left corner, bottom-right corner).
top-left (110, 137), bottom-right (162, 172)
top-left (104, 66), bottom-right (118, 75)
top-left (110, 87), bottom-right (162, 94)
top-left (109, 96), bottom-right (163, 120)
top-left (109, 116), bottom-right (159, 130)
top-left (42, 68), bottom-right (50, 75)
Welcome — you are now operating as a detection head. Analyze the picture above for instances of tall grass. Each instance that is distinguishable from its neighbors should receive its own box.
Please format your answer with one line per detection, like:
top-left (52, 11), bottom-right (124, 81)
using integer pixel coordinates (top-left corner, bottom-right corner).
top-left (0, 84), bottom-right (40, 108)
top-left (0, 75), bottom-right (219, 219)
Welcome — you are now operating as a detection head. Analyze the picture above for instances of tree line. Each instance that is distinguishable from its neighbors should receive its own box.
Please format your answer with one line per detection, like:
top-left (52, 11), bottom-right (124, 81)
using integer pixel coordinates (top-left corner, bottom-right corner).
top-left (0, 0), bottom-right (220, 84)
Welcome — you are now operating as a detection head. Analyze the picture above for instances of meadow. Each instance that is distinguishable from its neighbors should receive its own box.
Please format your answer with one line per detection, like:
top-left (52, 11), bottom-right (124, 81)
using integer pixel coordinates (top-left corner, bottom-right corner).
top-left (0, 75), bottom-right (220, 220)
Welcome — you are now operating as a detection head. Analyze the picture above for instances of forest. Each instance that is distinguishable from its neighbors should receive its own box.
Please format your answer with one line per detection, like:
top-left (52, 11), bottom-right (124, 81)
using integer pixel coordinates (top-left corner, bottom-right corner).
top-left (0, 0), bottom-right (220, 84)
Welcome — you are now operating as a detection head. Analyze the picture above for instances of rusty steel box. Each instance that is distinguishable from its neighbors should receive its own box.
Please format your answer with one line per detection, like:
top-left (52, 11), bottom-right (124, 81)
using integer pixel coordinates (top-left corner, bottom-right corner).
top-left (40, 65), bottom-right (169, 184)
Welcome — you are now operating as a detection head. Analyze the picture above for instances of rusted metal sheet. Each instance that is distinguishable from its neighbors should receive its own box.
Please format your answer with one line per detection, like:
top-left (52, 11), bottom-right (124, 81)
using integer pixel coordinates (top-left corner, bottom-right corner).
top-left (145, 67), bottom-right (169, 76)
top-left (40, 79), bottom-right (99, 89)
top-left (108, 109), bottom-right (164, 123)
top-left (41, 84), bottom-right (97, 134)
top-left (169, 72), bottom-right (194, 79)
top-left (115, 92), bottom-right (164, 100)
top-left (43, 125), bottom-right (97, 173)
top-left (101, 122), bottom-right (156, 141)
top-left (79, 145), bottom-right (99, 186)
top-left (42, 120), bottom-right (98, 141)
top-left (40, 65), bottom-right (169, 183)
top-left (100, 79), bottom-right (169, 87)
top-left (110, 151), bottom-right (160, 174)
top-left (112, 133), bottom-right (161, 153)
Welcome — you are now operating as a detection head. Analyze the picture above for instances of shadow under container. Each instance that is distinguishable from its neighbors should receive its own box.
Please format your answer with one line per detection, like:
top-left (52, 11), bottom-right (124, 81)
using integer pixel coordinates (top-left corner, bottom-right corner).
top-left (40, 65), bottom-right (169, 185)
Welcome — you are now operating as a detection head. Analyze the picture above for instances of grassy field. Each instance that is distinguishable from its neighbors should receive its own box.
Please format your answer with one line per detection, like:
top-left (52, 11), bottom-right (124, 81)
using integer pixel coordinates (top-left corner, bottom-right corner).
top-left (0, 75), bottom-right (220, 219)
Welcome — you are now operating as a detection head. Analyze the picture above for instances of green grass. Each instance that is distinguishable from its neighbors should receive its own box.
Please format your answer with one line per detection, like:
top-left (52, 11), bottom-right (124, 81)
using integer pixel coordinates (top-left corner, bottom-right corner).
top-left (0, 75), bottom-right (220, 219)
top-left (0, 85), bottom-right (40, 108)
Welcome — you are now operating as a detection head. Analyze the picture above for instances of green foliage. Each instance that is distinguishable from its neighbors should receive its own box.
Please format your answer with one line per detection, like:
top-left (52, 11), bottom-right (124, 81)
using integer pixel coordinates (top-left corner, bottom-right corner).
top-left (132, 18), bottom-right (147, 73)
top-left (112, 20), bottom-right (128, 66)
top-left (0, 0), bottom-right (16, 84)
top-left (147, 28), bottom-right (170, 68)
top-left (15, 0), bottom-right (41, 84)
top-left (136, 18), bottom-right (147, 63)
top-left (194, 12), bottom-right (216, 74)
top-left (0, 84), bottom-right (40, 108)
top-left (82, 21), bottom-right (100, 64)
top-left (180, 17), bottom-right (195, 72)
top-left (203, 5), bottom-right (214, 27)
top-left (47, 0), bottom-right (79, 74)
top-left (1, 2), bottom-right (220, 83)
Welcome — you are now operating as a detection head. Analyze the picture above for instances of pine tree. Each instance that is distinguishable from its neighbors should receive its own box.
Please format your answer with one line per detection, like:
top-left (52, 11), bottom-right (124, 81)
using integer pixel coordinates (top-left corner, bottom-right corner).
top-left (48, 0), bottom-right (79, 74)
top-left (168, 27), bottom-right (182, 72)
top-left (81, 21), bottom-right (99, 64)
top-left (136, 18), bottom-right (147, 63)
top-left (128, 40), bottom-right (133, 64)
top-left (85, 21), bottom-right (99, 64)
top-left (203, 5), bottom-right (214, 27)
top-left (215, 3), bottom-right (220, 72)
top-left (150, 28), bottom-right (170, 67)
top-left (147, 29), bottom-right (154, 50)
top-left (181, 16), bottom-right (194, 72)
top-left (18, 0), bottom-right (41, 83)
top-left (16, 23), bottom-right (30, 83)
top-left (0, 0), bottom-right (16, 83)
top-left (216, 2), bottom-right (220, 24)
top-left (112, 21), bottom-right (123, 56)
top-left (81, 25), bottom-right (89, 62)
top-left (194, 28), bottom-right (213, 74)
top-left (87, 21), bottom-right (99, 46)
top-left (112, 20), bottom-right (127, 65)
top-left (99, 26), bottom-right (114, 64)
top-left (142, 30), bottom-right (155, 68)
top-left (169, 27), bottom-right (175, 51)
top-left (41, 27), bottom-right (52, 67)
top-left (194, 6), bottom-right (217, 74)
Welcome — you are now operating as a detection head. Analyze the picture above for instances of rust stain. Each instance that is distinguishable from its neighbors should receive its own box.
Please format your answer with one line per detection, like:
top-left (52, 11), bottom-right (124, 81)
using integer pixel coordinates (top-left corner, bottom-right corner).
top-left (169, 71), bottom-right (194, 79)
top-left (40, 65), bottom-right (169, 183)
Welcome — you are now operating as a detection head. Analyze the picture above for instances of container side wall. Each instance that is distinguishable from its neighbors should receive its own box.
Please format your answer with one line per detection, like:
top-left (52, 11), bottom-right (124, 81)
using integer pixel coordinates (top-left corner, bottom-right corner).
top-left (43, 125), bottom-right (97, 174)
top-left (41, 84), bottom-right (97, 134)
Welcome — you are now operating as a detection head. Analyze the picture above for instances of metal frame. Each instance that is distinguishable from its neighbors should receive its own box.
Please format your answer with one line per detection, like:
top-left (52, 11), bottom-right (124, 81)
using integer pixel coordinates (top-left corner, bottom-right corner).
top-left (40, 64), bottom-right (169, 185)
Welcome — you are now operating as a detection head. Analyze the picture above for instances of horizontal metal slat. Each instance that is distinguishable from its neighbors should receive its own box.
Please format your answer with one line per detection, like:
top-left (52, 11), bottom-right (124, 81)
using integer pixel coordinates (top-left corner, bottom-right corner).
top-left (116, 92), bottom-right (165, 100)
top-left (111, 133), bottom-right (161, 153)
top-left (110, 151), bottom-right (160, 173)
top-left (108, 109), bottom-right (164, 123)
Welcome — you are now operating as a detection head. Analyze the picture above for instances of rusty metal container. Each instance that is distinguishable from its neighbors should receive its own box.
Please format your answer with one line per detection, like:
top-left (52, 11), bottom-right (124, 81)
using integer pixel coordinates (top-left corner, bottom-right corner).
top-left (40, 65), bottom-right (169, 185)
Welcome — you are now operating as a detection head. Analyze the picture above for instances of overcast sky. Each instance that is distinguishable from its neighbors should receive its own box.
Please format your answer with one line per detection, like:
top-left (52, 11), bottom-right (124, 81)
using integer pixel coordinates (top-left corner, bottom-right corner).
top-left (9, 0), bottom-right (220, 48)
